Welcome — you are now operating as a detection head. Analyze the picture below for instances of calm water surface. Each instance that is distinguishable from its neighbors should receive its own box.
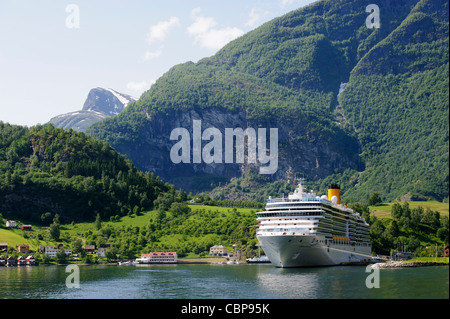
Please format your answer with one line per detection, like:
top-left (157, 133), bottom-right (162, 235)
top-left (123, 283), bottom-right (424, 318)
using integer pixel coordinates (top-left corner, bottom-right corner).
top-left (0, 264), bottom-right (448, 299)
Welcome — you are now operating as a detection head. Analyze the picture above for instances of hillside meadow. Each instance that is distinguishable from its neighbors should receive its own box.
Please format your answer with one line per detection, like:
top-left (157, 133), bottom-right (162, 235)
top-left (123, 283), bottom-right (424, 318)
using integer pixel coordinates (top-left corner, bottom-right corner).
top-left (0, 204), bottom-right (259, 261)
top-left (370, 201), bottom-right (449, 219)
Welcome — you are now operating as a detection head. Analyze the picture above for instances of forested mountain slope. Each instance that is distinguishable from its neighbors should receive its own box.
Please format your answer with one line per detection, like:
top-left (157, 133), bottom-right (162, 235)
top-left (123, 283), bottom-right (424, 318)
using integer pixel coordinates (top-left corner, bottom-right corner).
top-left (0, 122), bottom-right (170, 223)
top-left (88, 0), bottom-right (448, 203)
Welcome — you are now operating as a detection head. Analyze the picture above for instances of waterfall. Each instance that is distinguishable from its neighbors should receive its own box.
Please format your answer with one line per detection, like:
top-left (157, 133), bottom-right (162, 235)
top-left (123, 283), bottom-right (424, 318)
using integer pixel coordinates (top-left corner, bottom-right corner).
top-left (337, 82), bottom-right (348, 98)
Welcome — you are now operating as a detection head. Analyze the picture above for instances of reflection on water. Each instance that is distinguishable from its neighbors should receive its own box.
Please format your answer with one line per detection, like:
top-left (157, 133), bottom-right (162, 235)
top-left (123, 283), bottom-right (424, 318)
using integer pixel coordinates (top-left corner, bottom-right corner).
top-left (256, 268), bottom-right (320, 298)
top-left (0, 264), bottom-right (448, 299)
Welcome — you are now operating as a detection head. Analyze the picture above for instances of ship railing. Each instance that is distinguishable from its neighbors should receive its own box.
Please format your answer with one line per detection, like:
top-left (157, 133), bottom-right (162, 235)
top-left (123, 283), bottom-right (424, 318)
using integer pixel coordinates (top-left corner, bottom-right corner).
top-left (267, 197), bottom-right (326, 203)
top-left (257, 230), bottom-right (310, 237)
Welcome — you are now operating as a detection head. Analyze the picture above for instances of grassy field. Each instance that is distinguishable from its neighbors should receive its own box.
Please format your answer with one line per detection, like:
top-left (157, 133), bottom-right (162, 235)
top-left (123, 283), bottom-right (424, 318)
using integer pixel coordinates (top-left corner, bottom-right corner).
top-left (404, 257), bottom-right (449, 263)
top-left (0, 228), bottom-right (34, 249)
top-left (370, 201), bottom-right (449, 219)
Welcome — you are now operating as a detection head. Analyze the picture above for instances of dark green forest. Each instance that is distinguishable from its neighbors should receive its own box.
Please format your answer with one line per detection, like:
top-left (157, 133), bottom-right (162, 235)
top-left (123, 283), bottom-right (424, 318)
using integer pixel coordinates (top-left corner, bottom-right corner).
top-left (0, 122), bottom-right (171, 223)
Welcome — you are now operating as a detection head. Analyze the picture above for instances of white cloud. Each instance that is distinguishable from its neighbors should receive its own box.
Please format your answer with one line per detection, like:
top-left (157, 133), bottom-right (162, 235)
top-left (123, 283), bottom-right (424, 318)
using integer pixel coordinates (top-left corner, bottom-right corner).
top-left (146, 16), bottom-right (181, 44)
top-left (281, 0), bottom-right (317, 9)
top-left (187, 8), bottom-right (244, 51)
top-left (143, 48), bottom-right (163, 61)
top-left (245, 7), bottom-right (269, 27)
top-left (245, 8), bottom-right (260, 27)
top-left (281, 0), bottom-right (293, 7)
top-left (126, 80), bottom-right (154, 95)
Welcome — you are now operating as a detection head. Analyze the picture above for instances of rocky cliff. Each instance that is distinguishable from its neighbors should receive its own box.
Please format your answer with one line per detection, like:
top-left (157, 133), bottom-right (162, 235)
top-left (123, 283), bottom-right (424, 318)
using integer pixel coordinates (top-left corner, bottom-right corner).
top-left (97, 106), bottom-right (360, 193)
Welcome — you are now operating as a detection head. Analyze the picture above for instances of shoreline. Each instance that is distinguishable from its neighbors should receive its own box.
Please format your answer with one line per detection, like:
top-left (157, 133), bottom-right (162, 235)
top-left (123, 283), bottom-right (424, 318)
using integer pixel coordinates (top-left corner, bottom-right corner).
top-left (372, 261), bottom-right (449, 268)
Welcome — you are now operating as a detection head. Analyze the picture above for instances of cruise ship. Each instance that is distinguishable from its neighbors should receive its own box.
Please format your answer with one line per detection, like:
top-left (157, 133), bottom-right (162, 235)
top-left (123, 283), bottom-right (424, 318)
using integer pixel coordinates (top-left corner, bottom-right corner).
top-left (256, 180), bottom-right (372, 267)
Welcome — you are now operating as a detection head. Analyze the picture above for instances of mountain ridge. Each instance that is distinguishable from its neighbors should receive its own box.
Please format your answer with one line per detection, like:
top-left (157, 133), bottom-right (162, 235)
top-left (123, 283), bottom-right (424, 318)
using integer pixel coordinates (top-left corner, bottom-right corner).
top-left (88, 0), bottom-right (448, 203)
top-left (49, 87), bottom-right (136, 132)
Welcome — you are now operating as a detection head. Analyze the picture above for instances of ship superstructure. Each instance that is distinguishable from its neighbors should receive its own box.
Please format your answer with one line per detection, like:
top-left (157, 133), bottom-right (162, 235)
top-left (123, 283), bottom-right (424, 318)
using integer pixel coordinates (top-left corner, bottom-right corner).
top-left (256, 180), bottom-right (372, 267)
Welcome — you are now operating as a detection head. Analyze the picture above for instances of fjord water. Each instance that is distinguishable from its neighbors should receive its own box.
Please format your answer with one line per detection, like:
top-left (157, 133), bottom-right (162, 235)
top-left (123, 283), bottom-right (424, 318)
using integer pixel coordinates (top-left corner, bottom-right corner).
top-left (0, 264), bottom-right (448, 299)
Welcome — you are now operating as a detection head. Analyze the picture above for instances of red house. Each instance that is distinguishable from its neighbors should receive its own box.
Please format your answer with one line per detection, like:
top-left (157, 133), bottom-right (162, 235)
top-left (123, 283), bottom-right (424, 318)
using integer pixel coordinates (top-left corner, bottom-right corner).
top-left (17, 256), bottom-right (26, 266)
top-left (21, 225), bottom-right (32, 231)
top-left (26, 255), bottom-right (36, 266)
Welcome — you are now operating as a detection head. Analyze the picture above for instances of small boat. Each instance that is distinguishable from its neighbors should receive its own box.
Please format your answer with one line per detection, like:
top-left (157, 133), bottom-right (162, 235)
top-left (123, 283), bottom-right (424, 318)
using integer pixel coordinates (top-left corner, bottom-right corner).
top-left (246, 255), bottom-right (271, 264)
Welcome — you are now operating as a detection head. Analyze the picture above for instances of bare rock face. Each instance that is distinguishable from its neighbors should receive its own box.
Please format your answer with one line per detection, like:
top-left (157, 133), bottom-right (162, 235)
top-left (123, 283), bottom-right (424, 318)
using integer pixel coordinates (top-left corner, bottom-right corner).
top-left (111, 107), bottom-right (361, 193)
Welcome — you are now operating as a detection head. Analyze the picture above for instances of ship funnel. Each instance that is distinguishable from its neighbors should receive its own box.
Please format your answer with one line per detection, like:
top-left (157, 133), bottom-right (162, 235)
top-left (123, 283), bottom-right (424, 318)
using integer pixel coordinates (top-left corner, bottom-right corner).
top-left (328, 184), bottom-right (341, 204)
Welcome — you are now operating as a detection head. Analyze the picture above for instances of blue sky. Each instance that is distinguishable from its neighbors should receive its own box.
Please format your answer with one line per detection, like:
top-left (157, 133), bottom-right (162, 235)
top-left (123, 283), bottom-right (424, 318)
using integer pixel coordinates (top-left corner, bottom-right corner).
top-left (0, 0), bottom-right (317, 127)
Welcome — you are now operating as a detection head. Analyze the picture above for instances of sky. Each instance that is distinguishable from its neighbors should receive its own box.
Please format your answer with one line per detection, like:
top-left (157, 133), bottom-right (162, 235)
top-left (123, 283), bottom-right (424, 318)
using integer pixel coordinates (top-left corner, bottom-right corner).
top-left (0, 0), bottom-right (318, 127)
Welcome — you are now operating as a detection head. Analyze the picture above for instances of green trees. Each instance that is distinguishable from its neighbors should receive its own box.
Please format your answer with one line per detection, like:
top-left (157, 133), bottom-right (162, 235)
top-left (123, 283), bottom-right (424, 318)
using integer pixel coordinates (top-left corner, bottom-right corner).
top-left (169, 202), bottom-right (191, 217)
top-left (385, 202), bottom-right (448, 255)
top-left (49, 214), bottom-right (61, 241)
top-left (55, 249), bottom-right (67, 264)
top-left (368, 193), bottom-right (382, 206)
top-left (94, 213), bottom-right (102, 230)
top-left (351, 201), bottom-right (448, 255)
top-left (0, 122), bottom-right (170, 223)
top-left (71, 239), bottom-right (83, 254)
top-left (81, 206), bottom-right (258, 260)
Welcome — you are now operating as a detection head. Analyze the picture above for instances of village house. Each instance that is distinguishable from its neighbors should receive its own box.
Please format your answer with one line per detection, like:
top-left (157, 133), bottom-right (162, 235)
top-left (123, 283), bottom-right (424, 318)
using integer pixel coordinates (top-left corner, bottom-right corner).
top-left (84, 245), bottom-right (95, 254)
top-left (17, 255), bottom-right (26, 266)
top-left (43, 246), bottom-right (72, 258)
top-left (0, 255), bottom-right (5, 266)
top-left (0, 243), bottom-right (8, 252)
top-left (26, 255), bottom-right (36, 265)
top-left (98, 247), bottom-right (107, 258)
top-left (18, 244), bottom-right (29, 253)
top-left (7, 256), bottom-right (15, 266)
top-left (21, 225), bottom-right (32, 231)
top-left (39, 245), bottom-right (55, 253)
top-left (210, 245), bottom-right (228, 257)
top-left (6, 220), bottom-right (17, 228)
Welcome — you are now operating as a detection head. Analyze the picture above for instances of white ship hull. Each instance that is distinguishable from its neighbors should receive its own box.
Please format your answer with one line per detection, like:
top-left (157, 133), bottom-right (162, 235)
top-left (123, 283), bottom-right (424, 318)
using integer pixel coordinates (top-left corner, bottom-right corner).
top-left (258, 234), bottom-right (372, 268)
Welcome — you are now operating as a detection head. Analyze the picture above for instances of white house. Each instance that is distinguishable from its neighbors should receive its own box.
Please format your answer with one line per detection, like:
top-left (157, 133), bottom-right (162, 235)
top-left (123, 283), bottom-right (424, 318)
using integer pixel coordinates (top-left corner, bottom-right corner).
top-left (98, 248), bottom-right (107, 258)
top-left (210, 245), bottom-right (228, 256)
top-left (45, 247), bottom-right (72, 258)
top-left (6, 220), bottom-right (17, 228)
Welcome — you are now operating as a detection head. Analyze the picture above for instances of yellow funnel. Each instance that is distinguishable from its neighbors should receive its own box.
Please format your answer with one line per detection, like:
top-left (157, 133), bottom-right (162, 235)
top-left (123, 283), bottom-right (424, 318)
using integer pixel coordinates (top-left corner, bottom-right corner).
top-left (328, 184), bottom-right (341, 204)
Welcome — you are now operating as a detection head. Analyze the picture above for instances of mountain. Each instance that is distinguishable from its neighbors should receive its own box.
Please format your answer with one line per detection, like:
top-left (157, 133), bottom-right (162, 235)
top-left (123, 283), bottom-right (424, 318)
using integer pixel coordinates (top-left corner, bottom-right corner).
top-left (88, 0), bottom-right (448, 203)
top-left (0, 122), bottom-right (170, 223)
top-left (49, 88), bottom-right (136, 132)
top-left (82, 88), bottom-right (136, 116)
